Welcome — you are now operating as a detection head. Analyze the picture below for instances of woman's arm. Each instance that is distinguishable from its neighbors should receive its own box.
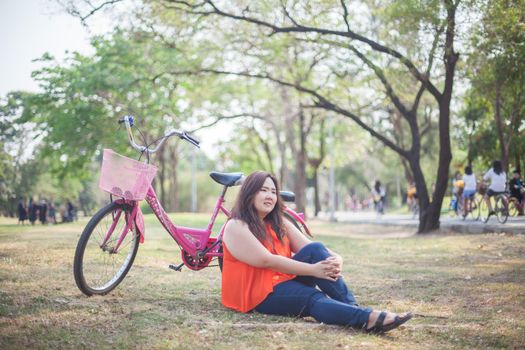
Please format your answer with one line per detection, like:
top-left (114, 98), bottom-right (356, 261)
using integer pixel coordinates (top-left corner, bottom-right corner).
top-left (223, 219), bottom-right (338, 281)
top-left (284, 219), bottom-right (343, 277)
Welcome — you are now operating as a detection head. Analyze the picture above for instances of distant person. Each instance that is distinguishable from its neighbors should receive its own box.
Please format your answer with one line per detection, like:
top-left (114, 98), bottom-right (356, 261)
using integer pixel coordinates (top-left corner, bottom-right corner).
top-left (461, 166), bottom-right (477, 217)
top-left (483, 160), bottom-right (507, 216)
top-left (39, 200), bottom-right (48, 224)
top-left (28, 198), bottom-right (38, 225)
top-left (451, 172), bottom-right (464, 213)
top-left (509, 170), bottom-right (524, 215)
top-left (406, 182), bottom-right (418, 212)
top-left (371, 180), bottom-right (386, 215)
top-left (66, 200), bottom-right (76, 222)
top-left (60, 205), bottom-right (68, 223)
top-left (17, 198), bottom-right (27, 225)
top-left (48, 202), bottom-right (57, 224)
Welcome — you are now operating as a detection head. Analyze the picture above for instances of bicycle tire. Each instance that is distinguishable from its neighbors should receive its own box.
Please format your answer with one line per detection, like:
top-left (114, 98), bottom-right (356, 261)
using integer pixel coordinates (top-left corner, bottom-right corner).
top-left (479, 197), bottom-right (490, 223)
top-left (283, 210), bottom-right (306, 235)
top-left (495, 195), bottom-right (509, 224)
top-left (73, 201), bottom-right (140, 296)
top-left (218, 242), bottom-right (223, 272)
top-left (412, 204), bottom-right (419, 219)
top-left (456, 198), bottom-right (464, 217)
top-left (508, 198), bottom-right (520, 217)
top-left (471, 195), bottom-right (481, 221)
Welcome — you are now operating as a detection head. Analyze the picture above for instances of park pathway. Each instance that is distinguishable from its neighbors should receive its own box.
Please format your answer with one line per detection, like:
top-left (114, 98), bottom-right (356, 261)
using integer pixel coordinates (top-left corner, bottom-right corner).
top-left (318, 211), bottom-right (525, 234)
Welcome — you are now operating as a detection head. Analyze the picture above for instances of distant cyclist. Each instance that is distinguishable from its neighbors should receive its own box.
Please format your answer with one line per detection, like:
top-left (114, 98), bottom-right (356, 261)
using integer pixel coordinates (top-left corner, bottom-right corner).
top-left (482, 160), bottom-right (507, 216)
top-left (371, 180), bottom-right (386, 215)
top-left (509, 169), bottom-right (524, 215)
top-left (461, 165), bottom-right (477, 217)
top-left (406, 182), bottom-right (418, 216)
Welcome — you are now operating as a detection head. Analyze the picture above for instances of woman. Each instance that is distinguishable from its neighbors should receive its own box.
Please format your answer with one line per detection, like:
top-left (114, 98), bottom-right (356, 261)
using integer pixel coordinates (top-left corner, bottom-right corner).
top-left (482, 160), bottom-right (507, 215)
top-left (222, 171), bottom-right (412, 334)
top-left (461, 166), bottom-right (477, 217)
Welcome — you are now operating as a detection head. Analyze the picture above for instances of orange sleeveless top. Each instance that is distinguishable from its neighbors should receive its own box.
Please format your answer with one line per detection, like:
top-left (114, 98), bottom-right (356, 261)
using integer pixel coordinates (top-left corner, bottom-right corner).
top-left (221, 223), bottom-right (296, 313)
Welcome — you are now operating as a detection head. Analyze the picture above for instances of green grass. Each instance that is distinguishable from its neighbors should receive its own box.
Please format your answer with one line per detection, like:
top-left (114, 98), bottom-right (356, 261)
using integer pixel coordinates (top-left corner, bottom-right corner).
top-left (0, 214), bottom-right (524, 349)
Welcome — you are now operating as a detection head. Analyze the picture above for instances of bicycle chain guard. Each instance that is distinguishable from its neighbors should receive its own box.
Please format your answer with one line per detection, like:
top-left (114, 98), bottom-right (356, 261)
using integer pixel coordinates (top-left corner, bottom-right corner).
top-left (180, 238), bottom-right (220, 271)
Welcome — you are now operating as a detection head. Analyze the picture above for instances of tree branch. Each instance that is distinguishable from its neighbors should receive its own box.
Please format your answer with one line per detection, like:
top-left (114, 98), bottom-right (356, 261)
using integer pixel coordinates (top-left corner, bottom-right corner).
top-left (347, 45), bottom-right (412, 120)
top-left (70, 0), bottom-right (124, 23)
top-left (411, 22), bottom-right (445, 114)
top-left (157, 67), bottom-right (408, 156)
top-left (188, 113), bottom-right (269, 133)
top-left (165, 0), bottom-right (442, 97)
top-left (340, 0), bottom-right (351, 32)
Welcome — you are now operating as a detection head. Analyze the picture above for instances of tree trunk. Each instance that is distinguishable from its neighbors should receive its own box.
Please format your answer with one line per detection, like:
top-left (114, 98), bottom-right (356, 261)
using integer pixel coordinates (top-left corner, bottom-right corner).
top-left (401, 158), bottom-right (414, 184)
top-left (415, 0), bottom-right (457, 233)
top-left (168, 143), bottom-right (179, 212)
top-left (313, 170), bottom-right (320, 216)
top-left (494, 86), bottom-right (509, 171)
top-left (294, 110), bottom-right (307, 214)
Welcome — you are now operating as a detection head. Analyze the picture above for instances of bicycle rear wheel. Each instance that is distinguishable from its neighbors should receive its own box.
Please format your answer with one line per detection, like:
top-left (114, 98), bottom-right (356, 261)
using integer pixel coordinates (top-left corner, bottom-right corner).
top-left (495, 196), bottom-right (509, 224)
top-left (73, 201), bottom-right (140, 296)
top-left (284, 210), bottom-right (308, 236)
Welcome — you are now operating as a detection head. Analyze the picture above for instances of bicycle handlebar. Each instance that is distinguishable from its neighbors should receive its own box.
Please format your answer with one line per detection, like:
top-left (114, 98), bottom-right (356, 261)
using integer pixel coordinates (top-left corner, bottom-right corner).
top-left (118, 115), bottom-right (200, 153)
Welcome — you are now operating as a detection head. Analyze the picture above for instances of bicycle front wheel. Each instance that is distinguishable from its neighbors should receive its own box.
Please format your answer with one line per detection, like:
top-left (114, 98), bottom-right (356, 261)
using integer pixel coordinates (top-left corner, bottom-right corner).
top-left (479, 197), bottom-right (490, 223)
top-left (73, 201), bottom-right (140, 296)
top-left (471, 194), bottom-right (481, 221)
top-left (508, 198), bottom-right (520, 217)
top-left (495, 196), bottom-right (509, 224)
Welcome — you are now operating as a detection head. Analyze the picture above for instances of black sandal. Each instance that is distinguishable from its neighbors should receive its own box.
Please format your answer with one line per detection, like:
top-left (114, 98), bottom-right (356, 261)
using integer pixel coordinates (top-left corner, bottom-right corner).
top-left (366, 311), bottom-right (413, 334)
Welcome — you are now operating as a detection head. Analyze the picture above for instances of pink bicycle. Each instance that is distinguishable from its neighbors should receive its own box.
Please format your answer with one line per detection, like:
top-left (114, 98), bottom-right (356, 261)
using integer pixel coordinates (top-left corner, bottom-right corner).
top-left (73, 116), bottom-right (311, 296)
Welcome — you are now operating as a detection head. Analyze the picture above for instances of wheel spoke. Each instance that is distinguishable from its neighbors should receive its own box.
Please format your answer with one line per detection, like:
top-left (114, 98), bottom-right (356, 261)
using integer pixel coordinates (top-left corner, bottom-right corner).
top-left (74, 203), bottom-right (140, 295)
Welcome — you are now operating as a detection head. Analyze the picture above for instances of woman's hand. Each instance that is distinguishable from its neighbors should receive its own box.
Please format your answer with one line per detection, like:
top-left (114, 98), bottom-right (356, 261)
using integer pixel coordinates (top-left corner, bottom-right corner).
top-left (327, 255), bottom-right (343, 276)
top-left (310, 259), bottom-right (341, 282)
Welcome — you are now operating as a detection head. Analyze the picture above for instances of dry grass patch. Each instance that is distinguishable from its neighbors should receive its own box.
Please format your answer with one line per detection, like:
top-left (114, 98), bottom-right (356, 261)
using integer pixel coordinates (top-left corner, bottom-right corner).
top-left (0, 215), bottom-right (524, 349)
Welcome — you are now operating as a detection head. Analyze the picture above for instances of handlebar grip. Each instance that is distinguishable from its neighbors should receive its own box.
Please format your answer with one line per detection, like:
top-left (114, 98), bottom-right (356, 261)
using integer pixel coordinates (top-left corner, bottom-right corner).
top-left (118, 115), bottom-right (134, 126)
top-left (184, 133), bottom-right (200, 146)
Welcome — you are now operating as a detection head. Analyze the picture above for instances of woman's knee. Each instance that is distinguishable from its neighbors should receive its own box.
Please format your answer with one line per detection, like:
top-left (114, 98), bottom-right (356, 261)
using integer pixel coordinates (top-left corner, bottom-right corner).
top-left (302, 242), bottom-right (331, 260)
top-left (304, 241), bottom-right (328, 254)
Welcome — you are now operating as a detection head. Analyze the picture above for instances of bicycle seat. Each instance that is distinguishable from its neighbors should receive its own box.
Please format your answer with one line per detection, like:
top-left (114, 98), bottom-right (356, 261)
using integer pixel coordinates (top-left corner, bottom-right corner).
top-left (280, 191), bottom-right (295, 202)
top-left (209, 171), bottom-right (244, 187)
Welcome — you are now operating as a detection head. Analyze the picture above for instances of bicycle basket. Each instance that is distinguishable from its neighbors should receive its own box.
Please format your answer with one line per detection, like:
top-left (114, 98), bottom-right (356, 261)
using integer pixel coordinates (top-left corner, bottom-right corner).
top-left (99, 149), bottom-right (157, 200)
top-left (477, 182), bottom-right (487, 196)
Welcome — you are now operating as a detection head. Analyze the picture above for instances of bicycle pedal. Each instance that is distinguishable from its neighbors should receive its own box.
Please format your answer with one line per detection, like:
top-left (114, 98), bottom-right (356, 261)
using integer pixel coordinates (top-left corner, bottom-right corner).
top-left (169, 263), bottom-right (184, 272)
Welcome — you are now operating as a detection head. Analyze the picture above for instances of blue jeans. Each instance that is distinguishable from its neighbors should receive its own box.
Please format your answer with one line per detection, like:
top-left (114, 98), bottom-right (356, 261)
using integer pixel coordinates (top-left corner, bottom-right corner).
top-left (255, 242), bottom-right (372, 328)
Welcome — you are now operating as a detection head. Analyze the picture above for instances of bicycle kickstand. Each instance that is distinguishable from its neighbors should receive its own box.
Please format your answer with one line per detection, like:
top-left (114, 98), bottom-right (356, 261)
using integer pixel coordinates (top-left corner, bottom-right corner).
top-left (169, 263), bottom-right (184, 272)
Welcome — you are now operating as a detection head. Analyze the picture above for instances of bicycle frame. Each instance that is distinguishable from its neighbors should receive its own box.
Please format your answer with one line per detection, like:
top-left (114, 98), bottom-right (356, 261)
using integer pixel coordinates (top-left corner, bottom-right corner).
top-left (106, 181), bottom-right (310, 269)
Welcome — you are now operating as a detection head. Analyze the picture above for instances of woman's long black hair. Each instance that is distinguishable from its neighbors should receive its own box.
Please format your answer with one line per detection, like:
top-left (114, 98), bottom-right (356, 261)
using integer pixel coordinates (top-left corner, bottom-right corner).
top-left (231, 171), bottom-right (285, 243)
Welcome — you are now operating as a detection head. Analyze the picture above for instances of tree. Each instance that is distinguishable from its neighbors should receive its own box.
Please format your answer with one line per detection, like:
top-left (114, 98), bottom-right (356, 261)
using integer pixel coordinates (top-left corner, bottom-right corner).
top-left (137, 0), bottom-right (460, 232)
top-left (463, 0), bottom-right (525, 172)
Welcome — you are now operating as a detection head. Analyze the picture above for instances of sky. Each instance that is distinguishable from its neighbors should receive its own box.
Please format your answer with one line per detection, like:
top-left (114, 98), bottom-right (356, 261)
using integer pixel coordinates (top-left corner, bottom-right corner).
top-left (0, 0), bottom-right (228, 156)
top-left (0, 0), bottom-right (93, 96)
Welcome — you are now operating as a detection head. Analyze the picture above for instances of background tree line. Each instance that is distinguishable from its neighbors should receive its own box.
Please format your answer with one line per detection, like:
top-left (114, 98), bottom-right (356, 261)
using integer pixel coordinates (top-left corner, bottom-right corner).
top-left (1, 0), bottom-right (523, 233)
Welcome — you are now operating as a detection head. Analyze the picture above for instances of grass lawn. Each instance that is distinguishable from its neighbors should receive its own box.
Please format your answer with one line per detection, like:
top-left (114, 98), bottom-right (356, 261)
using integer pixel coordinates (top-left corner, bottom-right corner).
top-left (0, 214), bottom-right (524, 349)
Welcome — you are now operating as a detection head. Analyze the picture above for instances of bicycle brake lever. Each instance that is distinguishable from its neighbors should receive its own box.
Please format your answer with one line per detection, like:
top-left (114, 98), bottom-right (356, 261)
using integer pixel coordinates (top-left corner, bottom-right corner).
top-left (181, 132), bottom-right (200, 148)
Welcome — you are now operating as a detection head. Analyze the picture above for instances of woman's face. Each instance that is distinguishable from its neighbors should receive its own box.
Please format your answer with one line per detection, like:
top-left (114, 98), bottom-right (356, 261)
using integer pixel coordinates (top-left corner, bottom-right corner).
top-left (253, 177), bottom-right (277, 219)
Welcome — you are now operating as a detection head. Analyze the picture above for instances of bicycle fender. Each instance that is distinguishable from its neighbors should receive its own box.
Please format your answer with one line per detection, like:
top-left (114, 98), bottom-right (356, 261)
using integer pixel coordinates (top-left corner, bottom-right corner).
top-left (134, 205), bottom-right (145, 244)
top-left (284, 207), bottom-right (312, 237)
